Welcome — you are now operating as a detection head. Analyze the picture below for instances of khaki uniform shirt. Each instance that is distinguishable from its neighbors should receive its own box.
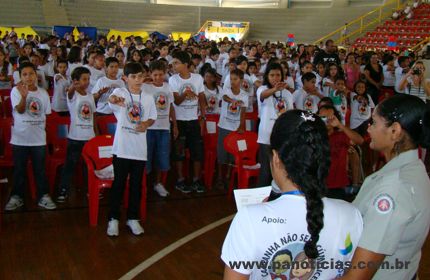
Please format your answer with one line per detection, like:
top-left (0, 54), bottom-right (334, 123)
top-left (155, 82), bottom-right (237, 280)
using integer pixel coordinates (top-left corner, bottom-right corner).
top-left (353, 149), bottom-right (430, 280)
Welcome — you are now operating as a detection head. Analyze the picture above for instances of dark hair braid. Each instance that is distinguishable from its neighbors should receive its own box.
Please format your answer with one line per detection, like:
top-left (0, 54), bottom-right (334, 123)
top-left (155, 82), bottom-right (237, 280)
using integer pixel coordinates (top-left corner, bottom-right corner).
top-left (271, 110), bottom-right (330, 259)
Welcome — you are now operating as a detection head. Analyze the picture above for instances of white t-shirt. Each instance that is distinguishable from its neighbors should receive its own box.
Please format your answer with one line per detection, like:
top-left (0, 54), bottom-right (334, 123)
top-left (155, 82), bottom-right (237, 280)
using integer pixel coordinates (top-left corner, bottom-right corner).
top-left (10, 86), bottom-right (51, 146)
top-left (205, 57), bottom-right (217, 69)
top-left (92, 76), bottom-right (125, 114)
top-left (350, 92), bottom-right (375, 130)
top-left (204, 85), bottom-right (222, 115)
top-left (382, 65), bottom-right (395, 87)
top-left (221, 195), bottom-right (363, 280)
top-left (169, 73), bottom-right (204, 121)
top-left (67, 62), bottom-right (83, 77)
top-left (52, 74), bottom-right (71, 112)
top-left (285, 76), bottom-right (295, 91)
top-left (223, 73), bottom-right (255, 112)
top-left (67, 92), bottom-right (96, 141)
top-left (142, 83), bottom-right (174, 130)
top-left (322, 77), bottom-right (335, 97)
top-left (109, 88), bottom-right (157, 161)
top-left (85, 65), bottom-right (106, 93)
top-left (218, 88), bottom-right (248, 131)
top-left (217, 53), bottom-right (229, 76)
top-left (293, 88), bottom-right (320, 114)
top-left (395, 67), bottom-right (407, 93)
top-left (257, 86), bottom-right (294, 145)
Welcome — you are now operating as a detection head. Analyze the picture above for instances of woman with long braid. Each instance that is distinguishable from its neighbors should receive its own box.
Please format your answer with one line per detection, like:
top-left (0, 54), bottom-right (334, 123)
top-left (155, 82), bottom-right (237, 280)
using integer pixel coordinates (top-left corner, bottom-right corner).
top-left (221, 110), bottom-right (363, 280)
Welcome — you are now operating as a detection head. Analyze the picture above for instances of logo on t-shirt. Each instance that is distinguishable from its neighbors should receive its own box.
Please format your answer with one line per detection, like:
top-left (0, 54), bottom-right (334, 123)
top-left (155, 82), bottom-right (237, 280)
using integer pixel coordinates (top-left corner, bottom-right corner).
top-left (227, 99), bottom-right (241, 117)
top-left (242, 79), bottom-right (251, 93)
top-left (26, 97), bottom-right (42, 118)
top-left (303, 96), bottom-right (314, 112)
top-left (273, 97), bottom-right (288, 116)
top-left (126, 101), bottom-right (142, 124)
top-left (78, 101), bottom-right (93, 122)
top-left (259, 235), bottom-right (327, 280)
top-left (154, 92), bottom-right (168, 112)
top-left (339, 233), bottom-right (353, 255)
top-left (179, 83), bottom-right (197, 101)
top-left (206, 95), bottom-right (218, 113)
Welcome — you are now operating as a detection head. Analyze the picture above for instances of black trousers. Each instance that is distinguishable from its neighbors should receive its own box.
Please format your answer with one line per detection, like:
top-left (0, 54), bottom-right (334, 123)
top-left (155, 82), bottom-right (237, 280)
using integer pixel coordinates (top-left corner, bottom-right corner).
top-left (257, 144), bottom-right (272, 187)
top-left (108, 156), bottom-right (145, 220)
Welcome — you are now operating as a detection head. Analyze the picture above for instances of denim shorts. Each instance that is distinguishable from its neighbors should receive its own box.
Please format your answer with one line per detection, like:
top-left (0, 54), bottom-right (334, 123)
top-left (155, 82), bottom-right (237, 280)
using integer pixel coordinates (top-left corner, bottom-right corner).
top-left (146, 129), bottom-right (171, 173)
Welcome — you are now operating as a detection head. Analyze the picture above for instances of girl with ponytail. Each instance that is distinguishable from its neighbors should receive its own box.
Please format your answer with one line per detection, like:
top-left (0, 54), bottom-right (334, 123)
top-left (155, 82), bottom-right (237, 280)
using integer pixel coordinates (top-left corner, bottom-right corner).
top-left (341, 94), bottom-right (430, 280)
top-left (222, 110), bottom-right (363, 280)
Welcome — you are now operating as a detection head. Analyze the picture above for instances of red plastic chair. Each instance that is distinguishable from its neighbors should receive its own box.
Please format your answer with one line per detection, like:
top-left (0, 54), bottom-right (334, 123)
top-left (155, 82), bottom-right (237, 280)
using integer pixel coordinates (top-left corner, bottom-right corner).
top-left (46, 115), bottom-right (70, 193)
top-left (0, 89), bottom-right (12, 118)
top-left (223, 131), bottom-right (260, 196)
top-left (202, 114), bottom-right (220, 189)
top-left (82, 135), bottom-right (147, 226)
top-left (96, 114), bottom-right (117, 136)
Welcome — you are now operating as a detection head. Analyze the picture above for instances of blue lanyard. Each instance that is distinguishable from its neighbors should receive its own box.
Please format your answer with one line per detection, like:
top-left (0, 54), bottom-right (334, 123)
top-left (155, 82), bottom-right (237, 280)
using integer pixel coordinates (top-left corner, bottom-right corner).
top-left (281, 190), bottom-right (304, 196)
top-left (128, 88), bottom-right (142, 118)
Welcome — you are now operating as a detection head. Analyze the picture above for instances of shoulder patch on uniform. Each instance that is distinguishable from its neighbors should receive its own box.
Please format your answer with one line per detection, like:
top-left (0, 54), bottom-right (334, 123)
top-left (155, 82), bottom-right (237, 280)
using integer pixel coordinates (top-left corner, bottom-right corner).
top-left (373, 194), bottom-right (395, 214)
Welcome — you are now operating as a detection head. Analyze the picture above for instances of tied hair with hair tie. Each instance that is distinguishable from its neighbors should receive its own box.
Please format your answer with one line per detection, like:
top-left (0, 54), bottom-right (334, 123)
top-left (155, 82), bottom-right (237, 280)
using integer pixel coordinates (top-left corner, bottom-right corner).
top-left (271, 110), bottom-right (330, 259)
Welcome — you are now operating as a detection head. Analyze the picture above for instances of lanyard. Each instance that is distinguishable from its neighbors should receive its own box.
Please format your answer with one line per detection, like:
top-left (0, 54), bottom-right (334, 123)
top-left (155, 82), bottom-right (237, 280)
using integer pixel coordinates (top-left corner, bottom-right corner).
top-left (281, 190), bottom-right (304, 196)
top-left (127, 88), bottom-right (142, 118)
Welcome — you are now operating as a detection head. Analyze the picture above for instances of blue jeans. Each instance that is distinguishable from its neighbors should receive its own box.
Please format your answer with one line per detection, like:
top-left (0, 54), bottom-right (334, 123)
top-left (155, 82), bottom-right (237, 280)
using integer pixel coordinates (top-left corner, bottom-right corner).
top-left (146, 129), bottom-right (171, 173)
top-left (58, 139), bottom-right (87, 193)
top-left (12, 145), bottom-right (49, 200)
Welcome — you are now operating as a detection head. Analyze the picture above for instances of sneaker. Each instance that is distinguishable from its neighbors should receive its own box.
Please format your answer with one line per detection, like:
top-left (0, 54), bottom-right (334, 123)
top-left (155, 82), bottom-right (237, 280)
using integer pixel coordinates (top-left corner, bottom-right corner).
top-left (192, 180), bottom-right (206, 193)
top-left (126, 219), bottom-right (144, 235)
top-left (5, 195), bottom-right (24, 211)
top-left (107, 219), bottom-right (119, 237)
top-left (56, 189), bottom-right (68, 203)
top-left (154, 183), bottom-right (169, 197)
top-left (175, 180), bottom-right (192, 194)
top-left (38, 194), bottom-right (57, 210)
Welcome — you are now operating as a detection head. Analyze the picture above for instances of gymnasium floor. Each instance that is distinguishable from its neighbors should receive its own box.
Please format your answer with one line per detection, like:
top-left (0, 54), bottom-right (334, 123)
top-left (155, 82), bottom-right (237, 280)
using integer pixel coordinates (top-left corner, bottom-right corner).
top-left (1, 175), bottom-right (430, 279)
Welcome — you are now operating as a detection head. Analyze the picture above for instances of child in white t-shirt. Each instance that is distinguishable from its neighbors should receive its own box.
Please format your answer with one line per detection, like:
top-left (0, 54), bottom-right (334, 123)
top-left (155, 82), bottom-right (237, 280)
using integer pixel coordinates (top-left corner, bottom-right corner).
top-left (350, 80), bottom-right (375, 136)
top-left (205, 48), bottom-right (220, 70)
top-left (256, 63), bottom-right (294, 187)
top-left (169, 51), bottom-right (206, 194)
top-left (5, 62), bottom-right (56, 211)
top-left (293, 72), bottom-right (324, 114)
top-left (143, 60), bottom-right (178, 198)
top-left (203, 68), bottom-right (222, 115)
top-left (328, 77), bottom-right (350, 125)
top-left (223, 55), bottom-right (255, 112)
top-left (56, 67), bottom-right (97, 202)
top-left (107, 62), bottom-right (157, 237)
top-left (92, 57), bottom-right (125, 115)
top-left (221, 110), bottom-right (363, 280)
top-left (0, 48), bottom-right (12, 89)
top-left (295, 61), bottom-right (314, 90)
top-left (85, 51), bottom-right (106, 93)
top-left (216, 69), bottom-right (248, 188)
top-left (52, 59), bottom-right (71, 114)
top-left (115, 49), bottom-right (125, 79)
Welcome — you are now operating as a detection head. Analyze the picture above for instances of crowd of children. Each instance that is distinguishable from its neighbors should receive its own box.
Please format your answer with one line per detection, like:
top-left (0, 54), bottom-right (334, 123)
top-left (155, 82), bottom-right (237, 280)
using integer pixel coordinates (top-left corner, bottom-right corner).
top-left (1, 30), bottom-right (429, 236)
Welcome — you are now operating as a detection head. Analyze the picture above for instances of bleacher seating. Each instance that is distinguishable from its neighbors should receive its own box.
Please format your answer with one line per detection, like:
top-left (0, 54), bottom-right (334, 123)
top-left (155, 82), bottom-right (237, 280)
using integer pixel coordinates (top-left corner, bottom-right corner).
top-left (352, 3), bottom-right (430, 49)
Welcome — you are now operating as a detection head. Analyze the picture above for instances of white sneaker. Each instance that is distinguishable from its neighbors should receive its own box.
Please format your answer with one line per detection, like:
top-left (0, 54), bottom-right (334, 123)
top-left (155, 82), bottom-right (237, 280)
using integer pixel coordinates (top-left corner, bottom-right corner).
top-left (38, 194), bottom-right (57, 210)
top-left (126, 219), bottom-right (144, 235)
top-left (107, 219), bottom-right (119, 237)
top-left (5, 195), bottom-right (24, 211)
top-left (154, 183), bottom-right (169, 197)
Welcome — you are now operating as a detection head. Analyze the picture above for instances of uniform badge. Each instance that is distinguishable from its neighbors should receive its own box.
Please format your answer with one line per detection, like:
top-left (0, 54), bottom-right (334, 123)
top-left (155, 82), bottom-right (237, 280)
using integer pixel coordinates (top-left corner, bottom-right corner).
top-left (373, 194), bottom-right (395, 214)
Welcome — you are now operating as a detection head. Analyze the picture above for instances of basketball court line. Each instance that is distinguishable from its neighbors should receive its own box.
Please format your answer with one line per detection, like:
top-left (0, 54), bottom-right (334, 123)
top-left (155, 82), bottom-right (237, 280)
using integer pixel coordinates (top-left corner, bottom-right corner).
top-left (119, 214), bottom-right (235, 280)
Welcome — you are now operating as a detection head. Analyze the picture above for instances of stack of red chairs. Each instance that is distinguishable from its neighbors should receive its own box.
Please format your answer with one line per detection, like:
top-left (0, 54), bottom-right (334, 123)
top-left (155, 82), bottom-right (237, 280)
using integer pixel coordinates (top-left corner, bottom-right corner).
top-left (202, 114), bottom-right (220, 189)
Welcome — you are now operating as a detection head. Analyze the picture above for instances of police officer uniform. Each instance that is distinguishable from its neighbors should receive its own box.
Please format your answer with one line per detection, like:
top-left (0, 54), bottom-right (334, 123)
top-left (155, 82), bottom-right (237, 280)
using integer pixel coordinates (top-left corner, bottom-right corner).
top-left (353, 149), bottom-right (430, 280)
